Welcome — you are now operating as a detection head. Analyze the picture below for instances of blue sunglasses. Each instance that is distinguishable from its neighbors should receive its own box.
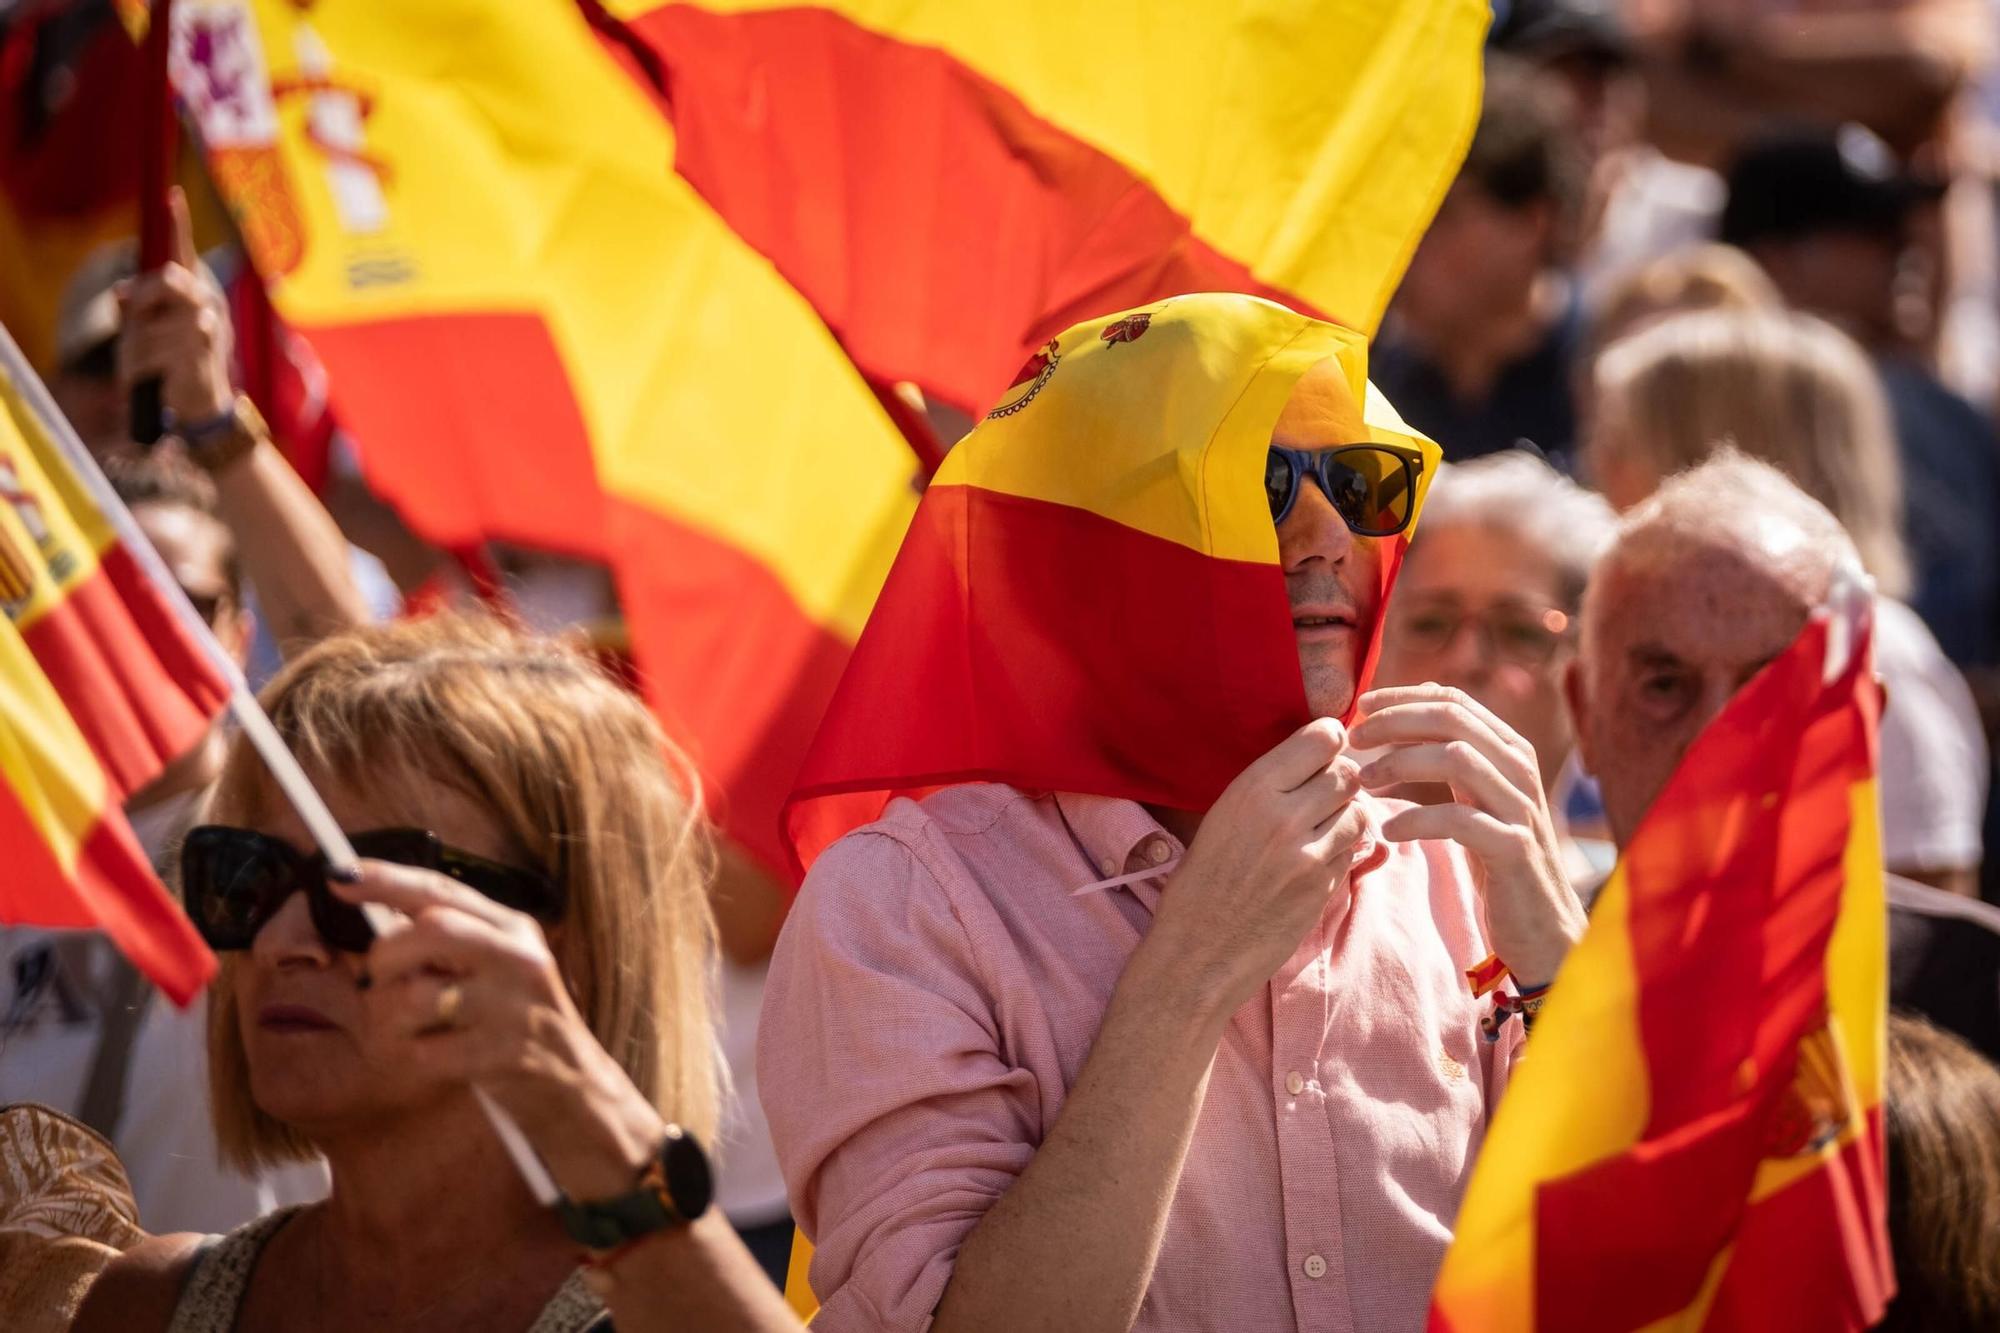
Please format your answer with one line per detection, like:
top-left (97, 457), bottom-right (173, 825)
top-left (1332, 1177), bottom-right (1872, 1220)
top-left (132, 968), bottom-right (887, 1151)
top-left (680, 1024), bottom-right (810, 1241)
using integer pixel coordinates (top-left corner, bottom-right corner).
top-left (1265, 443), bottom-right (1424, 536)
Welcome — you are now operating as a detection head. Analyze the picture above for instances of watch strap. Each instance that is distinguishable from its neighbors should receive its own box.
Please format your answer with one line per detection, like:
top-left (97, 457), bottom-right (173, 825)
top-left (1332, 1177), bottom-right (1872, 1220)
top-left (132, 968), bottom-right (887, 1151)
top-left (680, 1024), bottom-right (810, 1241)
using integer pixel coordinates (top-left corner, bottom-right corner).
top-left (554, 1124), bottom-right (710, 1252)
top-left (175, 394), bottom-right (265, 474)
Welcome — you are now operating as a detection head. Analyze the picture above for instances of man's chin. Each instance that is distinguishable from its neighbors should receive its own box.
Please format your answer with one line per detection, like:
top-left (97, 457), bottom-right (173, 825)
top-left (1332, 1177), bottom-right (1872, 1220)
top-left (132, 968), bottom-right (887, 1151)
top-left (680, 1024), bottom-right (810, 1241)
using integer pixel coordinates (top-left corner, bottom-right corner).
top-left (1298, 664), bottom-right (1357, 721)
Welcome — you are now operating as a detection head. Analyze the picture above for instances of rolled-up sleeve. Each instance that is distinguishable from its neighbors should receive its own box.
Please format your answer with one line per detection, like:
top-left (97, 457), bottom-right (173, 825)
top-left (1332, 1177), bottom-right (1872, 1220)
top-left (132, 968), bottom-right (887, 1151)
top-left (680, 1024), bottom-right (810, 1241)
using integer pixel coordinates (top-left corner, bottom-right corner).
top-left (757, 826), bottom-right (1042, 1332)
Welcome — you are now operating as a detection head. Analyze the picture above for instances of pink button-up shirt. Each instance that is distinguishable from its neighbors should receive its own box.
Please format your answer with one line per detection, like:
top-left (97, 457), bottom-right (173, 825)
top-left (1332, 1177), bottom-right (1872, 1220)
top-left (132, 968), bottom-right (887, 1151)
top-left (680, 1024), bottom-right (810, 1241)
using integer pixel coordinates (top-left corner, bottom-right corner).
top-left (759, 784), bottom-right (1522, 1332)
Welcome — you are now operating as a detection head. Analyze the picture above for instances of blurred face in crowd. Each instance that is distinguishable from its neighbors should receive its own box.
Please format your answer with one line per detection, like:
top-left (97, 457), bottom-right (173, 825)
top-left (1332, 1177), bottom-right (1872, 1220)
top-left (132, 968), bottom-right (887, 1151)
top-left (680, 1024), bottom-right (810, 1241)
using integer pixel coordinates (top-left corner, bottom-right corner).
top-left (1748, 230), bottom-right (1901, 348)
top-left (1376, 522), bottom-right (1576, 793)
top-left (50, 340), bottom-right (128, 459)
top-left (231, 770), bottom-right (535, 1137)
top-left (1275, 362), bottom-right (1386, 720)
top-left (1580, 388), bottom-right (1664, 513)
top-left (132, 498), bottom-right (247, 663)
top-left (1567, 527), bottom-right (1824, 847)
top-left (1396, 183), bottom-right (1553, 334)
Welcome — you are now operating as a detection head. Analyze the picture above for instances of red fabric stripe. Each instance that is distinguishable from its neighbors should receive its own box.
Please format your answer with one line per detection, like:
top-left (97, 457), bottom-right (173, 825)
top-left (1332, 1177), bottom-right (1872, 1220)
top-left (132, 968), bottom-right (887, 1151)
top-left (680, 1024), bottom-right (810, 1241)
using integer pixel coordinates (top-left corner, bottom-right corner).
top-left (23, 543), bottom-right (229, 801)
top-left (297, 312), bottom-right (606, 559)
top-left (786, 485), bottom-right (1307, 870)
top-left (603, 4), bottom-right (1322, 419)
top-left (606, 496), bottom-right (855, 880)
top-left (0, 782), bottom-right (215, 1005)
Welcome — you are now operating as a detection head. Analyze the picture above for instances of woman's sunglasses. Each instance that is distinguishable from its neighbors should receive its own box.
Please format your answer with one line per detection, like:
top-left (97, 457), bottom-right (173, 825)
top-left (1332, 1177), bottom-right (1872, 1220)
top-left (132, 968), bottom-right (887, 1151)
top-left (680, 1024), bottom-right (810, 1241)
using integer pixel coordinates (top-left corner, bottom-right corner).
top-left (181, 825), bottom-right (565, 953)
top-left (1265, 443), bottom-right (1424, 536)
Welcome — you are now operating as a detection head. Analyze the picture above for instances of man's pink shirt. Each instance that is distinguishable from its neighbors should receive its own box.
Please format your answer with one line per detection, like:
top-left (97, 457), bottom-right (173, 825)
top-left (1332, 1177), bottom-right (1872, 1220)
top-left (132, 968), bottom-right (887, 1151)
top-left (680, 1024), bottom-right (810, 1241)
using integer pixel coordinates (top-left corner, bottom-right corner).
top-left (758, 785), bottom-right (1523, 1332)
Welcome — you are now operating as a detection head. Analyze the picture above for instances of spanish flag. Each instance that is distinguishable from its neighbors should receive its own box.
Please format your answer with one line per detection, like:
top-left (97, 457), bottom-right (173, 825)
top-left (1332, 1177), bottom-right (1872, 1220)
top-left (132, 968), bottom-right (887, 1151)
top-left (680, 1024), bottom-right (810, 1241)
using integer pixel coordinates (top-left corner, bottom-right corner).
top-left (0, 332), bottom-right (226, 1005)
top-left (169, 0), bottom-right (1484, 879)
top-left (786, 293), bottom-right (1442, 870)
top-left (1427, 579), bottom-right (1893, 1332)
top-left (600, 0), bottom-right (1489, 408)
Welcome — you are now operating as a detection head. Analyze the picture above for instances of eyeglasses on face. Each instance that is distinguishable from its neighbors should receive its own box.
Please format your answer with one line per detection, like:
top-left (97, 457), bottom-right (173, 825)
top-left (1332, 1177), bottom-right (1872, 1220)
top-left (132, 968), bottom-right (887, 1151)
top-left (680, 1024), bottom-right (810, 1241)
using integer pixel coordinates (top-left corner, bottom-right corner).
top-left (1265, 444), bottom-right (1424, 537)
top-left (180, 825), bottom-right (564, 953)
top-left (1388, 600), bottom-right (1574, 669)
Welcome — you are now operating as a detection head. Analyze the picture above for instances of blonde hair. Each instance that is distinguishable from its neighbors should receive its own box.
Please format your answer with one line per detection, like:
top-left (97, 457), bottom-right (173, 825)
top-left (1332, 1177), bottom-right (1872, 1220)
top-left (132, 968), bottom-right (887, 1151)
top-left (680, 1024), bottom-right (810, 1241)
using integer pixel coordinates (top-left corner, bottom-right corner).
top-left (203, 614), bottom-right (721, 1170)
top-left (1591, 307), bottom-right (1911, 598)
top-left (1589, 243), bottom-right (1780, 357)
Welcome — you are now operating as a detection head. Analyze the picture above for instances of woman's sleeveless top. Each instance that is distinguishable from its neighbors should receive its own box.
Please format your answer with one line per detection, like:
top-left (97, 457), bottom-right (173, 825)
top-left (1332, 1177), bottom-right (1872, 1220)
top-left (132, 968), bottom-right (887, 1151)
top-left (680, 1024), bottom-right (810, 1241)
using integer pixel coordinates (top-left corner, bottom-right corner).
top-left (164, 1205), bottom-right (610, 1332)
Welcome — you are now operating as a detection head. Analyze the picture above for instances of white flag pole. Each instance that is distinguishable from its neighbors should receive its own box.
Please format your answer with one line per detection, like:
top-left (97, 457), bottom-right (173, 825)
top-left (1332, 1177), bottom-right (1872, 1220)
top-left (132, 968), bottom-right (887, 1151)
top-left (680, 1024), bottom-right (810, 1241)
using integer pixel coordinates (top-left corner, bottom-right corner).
top-left (0, 319), bottom-right (562, 1205)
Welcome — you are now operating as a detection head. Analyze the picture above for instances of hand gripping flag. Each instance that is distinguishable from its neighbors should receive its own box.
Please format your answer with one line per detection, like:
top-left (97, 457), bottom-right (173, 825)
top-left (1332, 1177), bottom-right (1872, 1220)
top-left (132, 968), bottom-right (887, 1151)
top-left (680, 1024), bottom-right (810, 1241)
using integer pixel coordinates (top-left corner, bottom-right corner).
top-left (1427, 572), bottom-right (1893, 1332)
top-left (0, 330), bottom-right (227, 1005)
top-left (785, 292), bottom-right (1443, 872)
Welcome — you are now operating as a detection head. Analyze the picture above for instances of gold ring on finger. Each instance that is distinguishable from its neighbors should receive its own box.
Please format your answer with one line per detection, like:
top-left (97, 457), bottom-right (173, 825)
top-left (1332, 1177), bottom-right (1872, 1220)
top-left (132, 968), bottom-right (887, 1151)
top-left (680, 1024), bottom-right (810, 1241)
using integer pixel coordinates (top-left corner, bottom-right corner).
top-left (434, 982), bottom-right (464, 1028)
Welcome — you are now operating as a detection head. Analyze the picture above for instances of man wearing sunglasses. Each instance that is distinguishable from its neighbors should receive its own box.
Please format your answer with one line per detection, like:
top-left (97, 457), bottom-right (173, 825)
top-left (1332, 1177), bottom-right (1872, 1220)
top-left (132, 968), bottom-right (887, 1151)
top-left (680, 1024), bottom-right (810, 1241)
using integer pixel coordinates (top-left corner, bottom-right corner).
top-left (761, 309), bottom-right (1585, 1333)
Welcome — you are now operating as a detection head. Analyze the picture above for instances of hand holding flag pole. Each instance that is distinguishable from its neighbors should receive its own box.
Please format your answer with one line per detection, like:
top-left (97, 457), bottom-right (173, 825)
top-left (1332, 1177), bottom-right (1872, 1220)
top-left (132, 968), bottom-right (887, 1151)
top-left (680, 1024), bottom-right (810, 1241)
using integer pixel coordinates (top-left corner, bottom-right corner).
top-left (132, 0), bottom-right (176, 446)
top-left (0, 318), bottom-right (561, 1204)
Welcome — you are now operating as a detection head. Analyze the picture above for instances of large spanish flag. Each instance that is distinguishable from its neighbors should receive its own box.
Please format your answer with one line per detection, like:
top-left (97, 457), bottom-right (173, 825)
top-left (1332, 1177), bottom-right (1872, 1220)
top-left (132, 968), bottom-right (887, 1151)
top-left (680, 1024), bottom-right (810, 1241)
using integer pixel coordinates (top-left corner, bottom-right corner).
top-left (786, 293), bottom-right (1442, 869)
top-left (1428, 579), bottom-right (1893, 1332)
top-left (599, 0), bottom-right (1489, 407)
top-left (0, 332), bottom-right (226, 1005)
top-left (167, 0), bottom-right (921, 876)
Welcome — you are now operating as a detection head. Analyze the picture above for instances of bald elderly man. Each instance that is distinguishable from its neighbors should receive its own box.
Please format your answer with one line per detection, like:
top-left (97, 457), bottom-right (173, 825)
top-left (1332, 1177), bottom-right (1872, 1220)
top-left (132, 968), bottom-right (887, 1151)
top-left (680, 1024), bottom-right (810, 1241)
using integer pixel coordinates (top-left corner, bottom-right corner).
top-left (1566, 451), bottom-right (2000, 1062)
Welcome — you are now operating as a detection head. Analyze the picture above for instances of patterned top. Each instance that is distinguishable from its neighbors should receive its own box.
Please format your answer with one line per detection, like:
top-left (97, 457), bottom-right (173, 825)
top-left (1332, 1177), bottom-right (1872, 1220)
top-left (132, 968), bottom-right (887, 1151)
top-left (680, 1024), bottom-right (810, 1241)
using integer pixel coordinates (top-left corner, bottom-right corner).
top-left (165, 1206), bottom-right (609, 1333)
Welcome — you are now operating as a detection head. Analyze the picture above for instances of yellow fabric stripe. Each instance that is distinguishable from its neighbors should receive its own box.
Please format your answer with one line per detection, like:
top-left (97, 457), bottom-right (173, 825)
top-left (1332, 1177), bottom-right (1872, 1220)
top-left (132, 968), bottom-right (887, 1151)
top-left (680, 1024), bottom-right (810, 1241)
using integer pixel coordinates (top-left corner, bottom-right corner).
top-left (935, 296), bottom-right (1439, 563)
top-left (601, 0), bottom-right (1489, 336)
top-left (0, 365), bottom-right (111, 631)
top-left (1428, 861), bottom-right (1652, 1330)
top-left (0, 378), bottom-right (115, 876)
top-left (213, 0), bottom-right (917, 640)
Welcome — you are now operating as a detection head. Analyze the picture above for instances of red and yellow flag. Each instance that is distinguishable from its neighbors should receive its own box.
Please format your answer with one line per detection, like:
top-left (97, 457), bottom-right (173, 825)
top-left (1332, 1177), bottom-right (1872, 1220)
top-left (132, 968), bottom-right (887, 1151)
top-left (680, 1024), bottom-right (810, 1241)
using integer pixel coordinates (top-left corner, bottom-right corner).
top-left (785, 293), bottom-right (1442, 870)
top-left (0, 338), bottom-right (227, 1005)
top-left (168, 0), bottom-right (1484, 879)
top-left (600, 0), bottom-right (1489, 411)
top-left (1428, 581), bottom-right (1893, 1332)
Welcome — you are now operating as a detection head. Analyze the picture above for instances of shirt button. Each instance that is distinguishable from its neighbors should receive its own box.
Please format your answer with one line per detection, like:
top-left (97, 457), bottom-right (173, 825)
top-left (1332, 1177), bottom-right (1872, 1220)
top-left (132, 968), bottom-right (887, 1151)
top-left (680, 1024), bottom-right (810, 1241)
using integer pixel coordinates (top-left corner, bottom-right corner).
top-left (1146, 838), bottom-right (1172, 865)
top-left (1303, 1254), bottom-right (1327, 1280)
top-left (1099, 857), bottom-right (1118, 876)
top-left (1284, 1071), bottom-right (1305, 1096)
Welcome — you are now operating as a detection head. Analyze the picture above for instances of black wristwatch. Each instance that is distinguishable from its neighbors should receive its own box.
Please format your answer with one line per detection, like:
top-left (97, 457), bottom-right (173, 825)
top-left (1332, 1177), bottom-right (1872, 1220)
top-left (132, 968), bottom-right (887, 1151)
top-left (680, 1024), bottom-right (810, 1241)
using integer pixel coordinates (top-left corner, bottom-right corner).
top-left (554, 1123), bottom-right (713, 1251)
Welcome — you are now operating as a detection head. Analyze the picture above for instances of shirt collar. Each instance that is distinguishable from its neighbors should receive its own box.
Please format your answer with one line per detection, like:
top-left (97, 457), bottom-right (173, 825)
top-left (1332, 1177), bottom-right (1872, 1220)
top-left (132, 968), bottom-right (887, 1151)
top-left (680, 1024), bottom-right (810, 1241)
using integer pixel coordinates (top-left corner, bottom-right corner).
top-left (1053, 792), bottom-right (1184, 901)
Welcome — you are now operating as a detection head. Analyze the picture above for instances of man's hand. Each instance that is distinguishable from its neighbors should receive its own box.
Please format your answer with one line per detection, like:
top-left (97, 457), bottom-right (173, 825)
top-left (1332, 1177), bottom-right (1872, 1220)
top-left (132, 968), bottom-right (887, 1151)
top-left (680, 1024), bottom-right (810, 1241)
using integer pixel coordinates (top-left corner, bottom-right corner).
top-left (1145, 718), bottom-right (1370, 1025)
top-left (1350, 684), bottom-right (1585, 986)
top-left (116, 187), bottom-right (232, 428)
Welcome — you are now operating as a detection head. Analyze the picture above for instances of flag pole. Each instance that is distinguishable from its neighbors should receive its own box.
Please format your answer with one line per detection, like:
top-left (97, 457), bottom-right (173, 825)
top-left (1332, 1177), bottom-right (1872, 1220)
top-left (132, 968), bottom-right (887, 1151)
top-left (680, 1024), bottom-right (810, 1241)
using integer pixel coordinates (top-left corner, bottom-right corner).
top-left (132, 0), bottom-right (176, 446)
top-left (0, 319), bottom-right (563, 1205)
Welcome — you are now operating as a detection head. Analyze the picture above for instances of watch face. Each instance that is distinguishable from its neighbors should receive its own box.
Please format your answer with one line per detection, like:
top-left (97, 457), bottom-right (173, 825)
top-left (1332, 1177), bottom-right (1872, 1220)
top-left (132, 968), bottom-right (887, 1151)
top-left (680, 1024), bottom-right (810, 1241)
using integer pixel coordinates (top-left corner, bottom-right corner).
top-left (663, 1125), bottom-right (714, 1220)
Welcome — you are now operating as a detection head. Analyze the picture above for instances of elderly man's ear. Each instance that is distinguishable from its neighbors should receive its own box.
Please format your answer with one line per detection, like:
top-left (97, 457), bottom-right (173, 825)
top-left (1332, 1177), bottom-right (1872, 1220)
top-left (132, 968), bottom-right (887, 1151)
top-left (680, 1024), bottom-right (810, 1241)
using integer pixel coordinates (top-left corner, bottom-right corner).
top-left (1562, 657), bottom-right (1595, 776)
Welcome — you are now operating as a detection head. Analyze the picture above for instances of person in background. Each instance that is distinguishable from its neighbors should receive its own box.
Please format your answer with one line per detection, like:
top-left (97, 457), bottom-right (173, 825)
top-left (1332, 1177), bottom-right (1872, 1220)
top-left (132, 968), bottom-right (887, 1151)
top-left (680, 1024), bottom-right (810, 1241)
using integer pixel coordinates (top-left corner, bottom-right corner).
top-left (1585, 242), bottom-right (1780, 358)
top-left (1720, 124), bottom-right (2000, 671)
top-left (1879, 1012), bottom-right (2000, 1333)
top-left (1569, 453), bottom-right (2000, 1062)
top-left (1373, 55), bottom-right (1589, 465)
top-left (75, 616), bottom-right (803, 1332)
top-left (1373, 451), bottom-right (1618, 880)
top-left (1587, 306), bottom-right (1987, 897)
top-left (0, 190), bottom-right (373, 1232)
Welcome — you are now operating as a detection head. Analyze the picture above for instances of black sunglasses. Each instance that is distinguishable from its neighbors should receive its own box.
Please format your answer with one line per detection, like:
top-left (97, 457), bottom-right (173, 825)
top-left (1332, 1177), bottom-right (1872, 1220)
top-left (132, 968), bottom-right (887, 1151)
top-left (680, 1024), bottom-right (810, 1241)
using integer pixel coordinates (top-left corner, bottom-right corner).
top-left (181, 825), bottom-right (565, 953)
top-left (1265, 443), bottom-right (1424, 536)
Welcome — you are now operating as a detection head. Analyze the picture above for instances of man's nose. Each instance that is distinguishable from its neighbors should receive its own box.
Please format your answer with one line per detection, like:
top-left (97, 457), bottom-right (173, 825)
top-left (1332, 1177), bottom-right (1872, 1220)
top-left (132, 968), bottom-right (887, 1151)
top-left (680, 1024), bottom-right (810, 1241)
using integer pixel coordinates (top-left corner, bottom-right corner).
top-left (249, 888), bottom-right (335, 969)
top-left (1436, 618), bottom-right (1492, 684)
top-left (1277, 477), bottom-right (1354, 570)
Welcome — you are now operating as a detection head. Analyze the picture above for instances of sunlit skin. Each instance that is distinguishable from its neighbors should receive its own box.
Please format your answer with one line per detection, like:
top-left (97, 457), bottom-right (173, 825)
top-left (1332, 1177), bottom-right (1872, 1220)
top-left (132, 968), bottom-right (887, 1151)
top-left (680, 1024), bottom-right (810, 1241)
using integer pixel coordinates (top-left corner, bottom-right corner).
top-left (1374, 524), bottom-right (1576, 797)
top-left (1568, 526), bottom-right (1830, 848)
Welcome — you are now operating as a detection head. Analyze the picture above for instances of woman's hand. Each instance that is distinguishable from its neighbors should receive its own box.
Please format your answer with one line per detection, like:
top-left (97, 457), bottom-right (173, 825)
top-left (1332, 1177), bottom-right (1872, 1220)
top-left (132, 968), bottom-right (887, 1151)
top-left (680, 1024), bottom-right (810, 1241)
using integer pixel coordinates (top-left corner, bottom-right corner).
top-left (330, 863), bottom-right (665, 1200)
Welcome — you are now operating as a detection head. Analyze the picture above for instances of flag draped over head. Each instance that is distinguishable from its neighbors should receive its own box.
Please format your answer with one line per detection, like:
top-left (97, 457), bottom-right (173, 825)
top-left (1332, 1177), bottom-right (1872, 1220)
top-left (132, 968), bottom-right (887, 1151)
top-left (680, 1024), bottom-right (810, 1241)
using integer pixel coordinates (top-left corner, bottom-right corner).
top-left (1428, 575), bottom-right (1893, 1333)
top-left (598, 0), bottom-right (1490, 415)
top-left (785, 293), bottom-right (1443, 871)
top-left (0, 337), bottom-right (227, 1006)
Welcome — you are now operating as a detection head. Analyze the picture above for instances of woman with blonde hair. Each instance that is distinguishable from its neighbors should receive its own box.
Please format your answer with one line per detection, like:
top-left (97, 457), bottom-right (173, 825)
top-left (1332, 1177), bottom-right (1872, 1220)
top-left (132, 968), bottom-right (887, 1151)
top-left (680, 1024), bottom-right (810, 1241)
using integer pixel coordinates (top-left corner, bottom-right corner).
top-left (77, 616), bottom-right (802, 1332)
top-left (1587, 307), bottom-right (1987, 895)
